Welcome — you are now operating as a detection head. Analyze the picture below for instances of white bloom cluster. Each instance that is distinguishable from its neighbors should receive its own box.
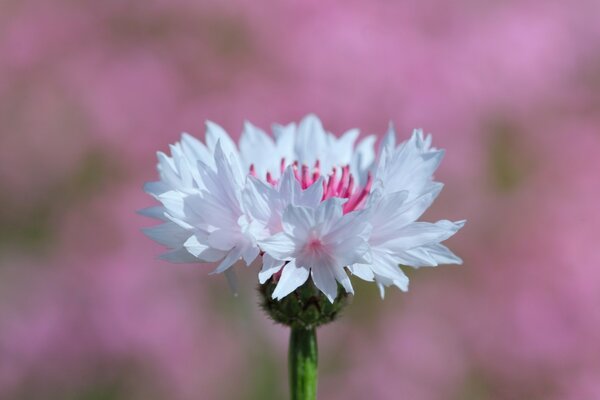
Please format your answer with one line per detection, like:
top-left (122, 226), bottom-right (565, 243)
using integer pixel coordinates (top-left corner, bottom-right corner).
top-left (143, 115), bottom-right (464, 301)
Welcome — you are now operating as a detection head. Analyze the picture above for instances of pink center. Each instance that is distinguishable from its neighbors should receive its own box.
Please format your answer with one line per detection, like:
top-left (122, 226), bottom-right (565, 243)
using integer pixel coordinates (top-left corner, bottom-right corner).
top-left (307, 238), bottom-right (322, 251)
top-left (249, 159), bottom-right (372, 213)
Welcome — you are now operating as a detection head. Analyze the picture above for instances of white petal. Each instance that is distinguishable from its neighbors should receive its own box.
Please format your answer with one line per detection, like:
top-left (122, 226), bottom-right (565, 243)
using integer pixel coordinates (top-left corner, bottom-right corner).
top-left (260, 232), bottom-right (297, 260)
top-left (310, 262), bottom-right (338, 303)
top-left (351, 134), bottom-right (377, 185)
top-left (138, 206), bottom-right (168, 221)
top-left (297, 177), bottom-right (324, 208)
top-left (272, 260), bottom-right (310, 300)
top-left (370, 251), bottom-right (410, 291)
top-left (239, 121), bottom-right (276, 177)
top-left (384, 220), bottom-right (465, 252)
top-left (379, 122), bottom-right (396, 155)
top-left (205, 120), bottom-right (238, 156)
top-left (331, 236), bottom-right (370, 266)
top-left (241, 245), bottom-right (259, 266)
top-left (313, 198), bottom-right (345, 234)
top-left (278, 166), bottom-right (302, 205)
top-left (212, 246), bottom-right (243, 274)
top-left (272, 123), bottom-right (296, 168)
top-left (335, 128), bottom-right (359, 164)
top-left (181, 132), bottom-right (213, 166)
top-left (349, 263), bottom-right (375, 281)
top-left (144, 181), bottom-right (169, 198)
top-left (183, 235), bottom-right (226, 262)
top-left (208, 229), bottom-right (239, 251)
top-left (295, 114), bottom-right (327, 166)
top-left (158, 248), bottom-right (199, 263)
top-left (405, 243), bottom-right (463, 267)
top-left (281, 205), bottom-right (315, 239)
top-left (157, 191), bottom-right (186, 219)
top-left (143, 222), bottom-right (190, 248)
top-left (324, 206), bottom-right (370, 241)
top-left (258, 254), bottom-right (284, 284)
top-left (242, 177), bottom-right (275, 223)
top-left (332, 265), bottom-right (354, 295)
top-left (422, 243), bottom-right (463, 265)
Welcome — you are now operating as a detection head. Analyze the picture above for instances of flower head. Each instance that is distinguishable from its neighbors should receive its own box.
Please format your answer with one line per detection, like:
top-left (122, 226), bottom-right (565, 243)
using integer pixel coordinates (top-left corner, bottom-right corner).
top-left (143, 114), bottom-right (464, 301)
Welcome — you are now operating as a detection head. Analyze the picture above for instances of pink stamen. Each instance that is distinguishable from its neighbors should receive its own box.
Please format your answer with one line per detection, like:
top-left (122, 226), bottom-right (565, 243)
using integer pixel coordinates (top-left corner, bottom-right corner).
top-left (301, 164), bottom-right (310, 189)
top-left (337, 165), bottom-right (350, 194)
top-left (324, 170), bottom-right (337, 200)
top-left (343, 172), bottom-right (373, 213)
top-left (280, 158), bottom-right (286, 174)
top-left (252, 158), bottom-right (372, 213)
top-left (292, 161), bottom-right (301, 182)
top-left (312, 160), bottom-right (321, 182)
top-left (342, 174), bottom-right (354, 198)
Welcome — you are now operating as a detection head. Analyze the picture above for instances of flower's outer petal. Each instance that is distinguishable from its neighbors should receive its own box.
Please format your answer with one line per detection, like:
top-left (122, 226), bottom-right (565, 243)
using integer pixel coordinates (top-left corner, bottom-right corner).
top-left (351, 134), bottom-right (377, 185)
top-left (334, 128), bottom-right (359, 164)
top-left (272, 260), bottom-right (310, 300)
top-left (156, 151), bottom-right (180, 188)
top-left (310, 261), bottom-right (338, 303)
top-left (158, 248), bottom-right (200, 263)
top-left (295, 114), bottom-right (327, 166)
top-left (331, 236), bottom-right (370, 266)
top-left (404, 243), bottom-right (463, 267)
top-left (384, 220), bottom-right (466, 252)
top-left (181, 132), bottom-right (213, 167)
top-left (138, 206), bottom-right (168, 221)
top-left (207, 229), bottom-right (239, 251)
top-left (205, 120), bottom-right (238, 158)
top-left (379, 122), bottom-right (396, 155)
top-left (213, 140), bottom-right (244, 198)
top-left (242, 245), bottom-right (260, 266)
top-left (240, 121), bottom-right (276, 177)
top-left (332, 265), bottom-right (354, 295)
top-left (183, 235), bottom-right (226, 262)
top-left (259, 254), bottom-right (285, 284)
top-left (394, 249), bottom-right (439, 267)
top-left (377, 283), bottom-right (386, 299)
top-left (142, 222), bottom-right (190, 248)
top-left (368, 185), bottom-right (444, 244)
top-left (260, 232), bottom-right (297, 260)
top-left (157, 190), bottom-right (186, 219)
top-left (376, 129), bottom-right (444, 198)
top-left (369, 251), bottom-right (410, 297)
top-left (388, 183), bottom-right (444, 227)
top-left (211, 246), bottom-right (244, 274)
top-left (143, 181), bottom-right (170, 198)
top-left (349, 263), bottom-right (375, 281)
top-left (272, 122), bottom-right (296, 174)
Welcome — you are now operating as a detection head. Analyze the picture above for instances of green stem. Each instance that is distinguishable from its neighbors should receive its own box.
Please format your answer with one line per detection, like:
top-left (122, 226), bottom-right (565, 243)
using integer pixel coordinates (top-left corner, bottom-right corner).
top-left (288, 327), bottom-right (318, 400)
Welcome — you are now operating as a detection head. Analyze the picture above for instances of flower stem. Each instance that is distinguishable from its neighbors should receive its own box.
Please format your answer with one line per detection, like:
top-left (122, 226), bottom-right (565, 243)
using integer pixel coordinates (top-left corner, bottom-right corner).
top-left (288, 326), bottom-right (318, 400)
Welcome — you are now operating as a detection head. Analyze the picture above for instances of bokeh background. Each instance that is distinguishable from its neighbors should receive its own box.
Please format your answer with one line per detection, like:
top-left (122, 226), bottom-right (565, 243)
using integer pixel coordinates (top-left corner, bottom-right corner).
top-left (1, 1), bottom-right (600, 399)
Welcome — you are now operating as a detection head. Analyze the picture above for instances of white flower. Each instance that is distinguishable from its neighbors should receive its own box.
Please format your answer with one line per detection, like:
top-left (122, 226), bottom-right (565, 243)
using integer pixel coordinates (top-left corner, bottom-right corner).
top-left (143, 114), bottom-right (464, 301)
top-left (259, 199), bottom-right (371, 302)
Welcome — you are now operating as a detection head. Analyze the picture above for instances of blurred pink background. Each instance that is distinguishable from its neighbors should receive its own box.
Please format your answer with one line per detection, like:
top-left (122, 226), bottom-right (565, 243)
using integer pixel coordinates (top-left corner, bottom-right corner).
top-left (1, 1), bottom-right (600, 399)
